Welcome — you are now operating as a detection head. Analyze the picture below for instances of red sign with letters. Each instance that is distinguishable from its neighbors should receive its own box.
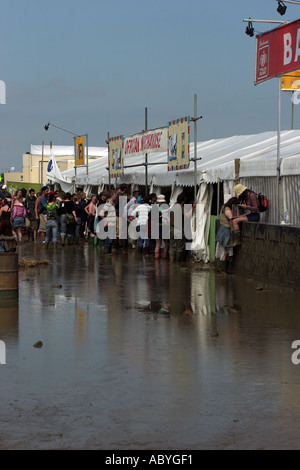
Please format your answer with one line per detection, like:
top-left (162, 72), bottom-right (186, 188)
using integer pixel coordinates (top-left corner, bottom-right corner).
top-left (255, 18), bottom-right (300, 84)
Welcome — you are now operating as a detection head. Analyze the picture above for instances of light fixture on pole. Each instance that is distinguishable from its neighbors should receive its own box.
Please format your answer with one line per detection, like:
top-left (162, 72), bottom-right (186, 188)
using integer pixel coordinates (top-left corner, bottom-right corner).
top-left (275, 0), bottom-right (300, 14)
top-left (277, 1), bottom-right (287, 15)
top-left (44, 121), bottom-right (81, 137)
top-left (243, 18), bottom-right (289, 38)
top-left (44, 121), bottom-right (89, 181)
top-left (245, 21), bottom-right (254, 37)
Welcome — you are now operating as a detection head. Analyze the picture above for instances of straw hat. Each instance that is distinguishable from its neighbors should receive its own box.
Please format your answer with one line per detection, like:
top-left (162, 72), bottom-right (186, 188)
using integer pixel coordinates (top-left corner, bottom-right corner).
top-left (234, 184), bottom-right (247, 198)
top-left (157, 194), bottom-right (166, 203)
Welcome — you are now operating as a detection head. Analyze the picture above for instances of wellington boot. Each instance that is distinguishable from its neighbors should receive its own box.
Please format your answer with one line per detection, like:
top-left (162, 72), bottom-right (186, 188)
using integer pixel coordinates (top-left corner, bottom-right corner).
top-left (61, 235), bottom-right (66, 247)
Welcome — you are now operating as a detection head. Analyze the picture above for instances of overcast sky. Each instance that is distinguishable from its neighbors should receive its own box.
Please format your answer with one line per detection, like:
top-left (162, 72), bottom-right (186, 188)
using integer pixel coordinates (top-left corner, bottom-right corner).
top-left (1, 0), bottom-right (300, 172)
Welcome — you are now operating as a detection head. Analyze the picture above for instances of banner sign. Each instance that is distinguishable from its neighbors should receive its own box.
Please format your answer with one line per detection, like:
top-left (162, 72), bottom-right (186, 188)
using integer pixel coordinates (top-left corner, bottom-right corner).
top-left (109, 136), bottom-right (124, 178)
top-left (255, 19), bottom-right (300, 85)
top-left (124, 127), bottom-right (168, 158)
top-left (281, 70), bottom-right (300, 91)
top-left (168, 116), bottom-right (190, 171)
top-left (75, 136), bottom-right (85, 166)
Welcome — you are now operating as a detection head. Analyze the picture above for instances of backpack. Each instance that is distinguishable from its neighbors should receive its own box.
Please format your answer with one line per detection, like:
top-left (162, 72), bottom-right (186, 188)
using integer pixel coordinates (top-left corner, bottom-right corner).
top-left (13, 203), bottom-right (26, 219)
top-left (257, 193), bottom-right (268, 212)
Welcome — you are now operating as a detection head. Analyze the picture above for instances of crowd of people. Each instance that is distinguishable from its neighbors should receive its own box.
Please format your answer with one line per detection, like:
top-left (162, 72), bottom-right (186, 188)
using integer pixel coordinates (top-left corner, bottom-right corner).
top-left (0, 182), bottom-right (261, 263)
top-left (0, 183), bottom-right (196, 261)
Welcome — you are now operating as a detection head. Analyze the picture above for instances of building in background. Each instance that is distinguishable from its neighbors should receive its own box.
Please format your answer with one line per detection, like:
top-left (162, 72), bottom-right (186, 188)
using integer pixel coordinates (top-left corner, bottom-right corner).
top-left (3, 144), bottom-right (108, 186)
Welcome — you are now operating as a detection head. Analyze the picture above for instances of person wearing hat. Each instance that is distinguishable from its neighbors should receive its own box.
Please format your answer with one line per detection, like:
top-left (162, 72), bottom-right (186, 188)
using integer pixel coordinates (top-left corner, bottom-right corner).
top-left (231, 184), bottom-right (260, 239)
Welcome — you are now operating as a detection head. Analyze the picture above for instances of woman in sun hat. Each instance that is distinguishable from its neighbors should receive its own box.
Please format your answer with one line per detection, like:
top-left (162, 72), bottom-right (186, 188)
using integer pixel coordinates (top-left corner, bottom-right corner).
top-left (231, 184), bottom-right (260, 236)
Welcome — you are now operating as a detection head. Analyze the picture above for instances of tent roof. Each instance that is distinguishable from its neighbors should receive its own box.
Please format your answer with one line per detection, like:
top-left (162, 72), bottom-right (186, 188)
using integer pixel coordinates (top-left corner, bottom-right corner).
top-left (31, 144), bottom-right (108, 158)
top-left (47, 130), bottom-right (300, 188)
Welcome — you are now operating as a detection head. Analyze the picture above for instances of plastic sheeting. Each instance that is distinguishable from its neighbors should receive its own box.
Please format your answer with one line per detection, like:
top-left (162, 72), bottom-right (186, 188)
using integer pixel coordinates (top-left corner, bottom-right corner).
top-left (282, 175), bottom-right (300, 226)
top-left (191, 184), bottom-right (213, 263)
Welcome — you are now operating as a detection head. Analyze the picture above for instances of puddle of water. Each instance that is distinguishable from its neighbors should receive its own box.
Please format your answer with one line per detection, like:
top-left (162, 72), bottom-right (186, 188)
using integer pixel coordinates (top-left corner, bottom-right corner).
top-left (0, 244), bottom-right (300, 449)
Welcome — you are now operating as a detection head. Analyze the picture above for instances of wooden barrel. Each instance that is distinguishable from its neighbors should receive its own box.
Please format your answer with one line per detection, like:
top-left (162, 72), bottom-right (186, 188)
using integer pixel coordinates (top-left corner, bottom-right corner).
top-left (0, 253), bottom-right (18, 299)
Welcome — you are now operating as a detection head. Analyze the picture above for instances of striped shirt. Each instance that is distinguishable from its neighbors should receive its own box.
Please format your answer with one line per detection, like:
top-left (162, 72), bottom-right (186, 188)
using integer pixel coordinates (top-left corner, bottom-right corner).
top-left (131, 204), bottom-right (151, 226)
top-left (102, 201), bottom-right (116, 227)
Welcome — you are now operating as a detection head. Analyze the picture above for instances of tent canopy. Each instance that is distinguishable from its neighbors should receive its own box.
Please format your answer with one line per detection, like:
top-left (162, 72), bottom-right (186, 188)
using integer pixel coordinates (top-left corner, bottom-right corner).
top-left (46, 130), bottom-right (300, 188)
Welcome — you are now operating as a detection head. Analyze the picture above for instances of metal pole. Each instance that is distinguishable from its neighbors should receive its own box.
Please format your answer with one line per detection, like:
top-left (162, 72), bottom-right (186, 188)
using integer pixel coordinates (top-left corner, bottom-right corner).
top-left (292, 92), bottom-right (294, 130)
top-left (194, 94), bottom-right (197, 202)
top-left (277, 78), bottom-right (281, 225)
top-left (242, 18), bottom-right (289, 24)
top-left (41, 140), bottom-right (44, 184)
top-left (49, 141), bottom-right (52, 187)
top-left (74, 137), bottom-right (77, 178)
top-left (86, 133), bottom-right (89, 176)
top-left (145, 107), bottom-right (148, 196)
top-left (107, 132), bottom-right (111, 189)
top-left (217, 178), bottom-right (220, 219)
top-left (47, 122), bottom-right (81, 137)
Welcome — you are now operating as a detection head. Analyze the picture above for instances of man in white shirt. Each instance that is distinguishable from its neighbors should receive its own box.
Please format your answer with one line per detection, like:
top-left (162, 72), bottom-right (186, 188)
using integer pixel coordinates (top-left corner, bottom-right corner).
top-left (130, 195), bottom-right (151, 252)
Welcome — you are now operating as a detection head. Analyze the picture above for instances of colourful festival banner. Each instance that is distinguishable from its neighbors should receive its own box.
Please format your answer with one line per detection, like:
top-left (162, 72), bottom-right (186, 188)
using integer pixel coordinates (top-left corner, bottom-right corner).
top-left (168, 116), bottom-right (190, 171)
top-left (281, 70), bottom-right (300, 91)
top-left (255, 19), bottom-right (300, 85)
top-left (75, 136), bottom-right (85, 167)
top-left (124, 127), bottom-right (168, 158)
top-left (109, 136), bottom-right (124, 178)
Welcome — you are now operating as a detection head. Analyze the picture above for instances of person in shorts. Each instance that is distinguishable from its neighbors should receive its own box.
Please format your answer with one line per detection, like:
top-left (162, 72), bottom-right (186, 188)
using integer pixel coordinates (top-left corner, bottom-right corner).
top-left (35, 186), bottom-right (49, 243)
top-left (231, 184), bottom-right (260, 244)
top-left (25, 188), bottom-right (38, 242)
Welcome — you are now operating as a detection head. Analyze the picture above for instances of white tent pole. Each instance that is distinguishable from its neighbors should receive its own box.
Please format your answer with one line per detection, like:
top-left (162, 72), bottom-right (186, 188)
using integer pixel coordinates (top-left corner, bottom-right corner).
top-left (277, 77), bottom-right (281, 225)
top-left (194, 94), bottom-right (197, 202)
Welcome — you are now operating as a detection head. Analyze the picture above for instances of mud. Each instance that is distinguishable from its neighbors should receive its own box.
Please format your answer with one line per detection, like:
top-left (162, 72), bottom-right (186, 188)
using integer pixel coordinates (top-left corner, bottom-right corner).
top-left (1, 243), bottom-right (300, 449)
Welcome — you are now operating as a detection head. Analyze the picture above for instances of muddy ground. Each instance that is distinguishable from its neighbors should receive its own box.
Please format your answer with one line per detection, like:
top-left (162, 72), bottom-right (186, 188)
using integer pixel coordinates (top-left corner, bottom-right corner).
top-left (1, 243), bottom-right (300, 450)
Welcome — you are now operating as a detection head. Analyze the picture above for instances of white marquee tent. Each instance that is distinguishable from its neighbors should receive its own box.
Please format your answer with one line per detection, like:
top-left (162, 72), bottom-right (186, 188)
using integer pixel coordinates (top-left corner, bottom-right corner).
top-left (46, 130), bottom-right (300, 261)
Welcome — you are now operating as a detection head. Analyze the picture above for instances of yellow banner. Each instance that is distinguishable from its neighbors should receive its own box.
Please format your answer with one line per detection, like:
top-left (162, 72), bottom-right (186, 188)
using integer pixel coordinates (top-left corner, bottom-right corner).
top-left (75, 136), bottom-right (85, 166)
top-left (281, 70), bottom-right (300, 91)
top-left (168, 117), bottom-right (190, 172)
top-left (109, 136), bottom-right (124, 177)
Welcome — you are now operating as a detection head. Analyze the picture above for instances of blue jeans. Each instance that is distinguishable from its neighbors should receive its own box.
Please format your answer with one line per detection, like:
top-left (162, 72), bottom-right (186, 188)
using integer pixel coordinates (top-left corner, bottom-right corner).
top-left (104, 238), bottom-right (114, 254)
top-left (60, 214), bottom-right (67, 235)
top-left (138, 236), bottom-right (150, 248)
top-left (45, 219), bottom-right (58, 243)
top-left (75, 217), bottom-right (82, 238)
top-left (247, 212), bottom-right (260, 222)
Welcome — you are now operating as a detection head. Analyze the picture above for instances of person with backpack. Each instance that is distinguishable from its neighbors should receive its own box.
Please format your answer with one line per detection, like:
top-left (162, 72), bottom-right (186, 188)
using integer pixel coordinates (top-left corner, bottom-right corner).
top-left (231, 184), bottom-right (261, 243)
top-left (35, 186), bottom-right (49, 243)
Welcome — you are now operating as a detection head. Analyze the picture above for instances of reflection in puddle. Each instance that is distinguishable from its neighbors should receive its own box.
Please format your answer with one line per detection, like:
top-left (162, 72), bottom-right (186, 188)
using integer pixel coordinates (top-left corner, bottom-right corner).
top-left (1, 245), bottom-right (300, 450)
